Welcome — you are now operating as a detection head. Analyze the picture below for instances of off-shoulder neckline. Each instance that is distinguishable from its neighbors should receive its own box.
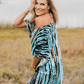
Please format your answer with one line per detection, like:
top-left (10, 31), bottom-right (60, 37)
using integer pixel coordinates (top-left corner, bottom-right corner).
top-left (34, 21), bottom-right (53, 32)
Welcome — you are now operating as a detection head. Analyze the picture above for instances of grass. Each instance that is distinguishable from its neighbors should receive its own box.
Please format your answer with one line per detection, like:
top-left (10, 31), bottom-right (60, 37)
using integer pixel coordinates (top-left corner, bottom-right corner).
top-left (0, 23), bottom-right (84, 84)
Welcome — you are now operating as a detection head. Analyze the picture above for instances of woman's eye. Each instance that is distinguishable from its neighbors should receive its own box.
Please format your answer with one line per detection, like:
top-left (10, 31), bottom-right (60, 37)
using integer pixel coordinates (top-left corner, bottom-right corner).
top-left (35, 2), bottom-right (38, 5)
top-left (41, 3), bottom-right (45, 5)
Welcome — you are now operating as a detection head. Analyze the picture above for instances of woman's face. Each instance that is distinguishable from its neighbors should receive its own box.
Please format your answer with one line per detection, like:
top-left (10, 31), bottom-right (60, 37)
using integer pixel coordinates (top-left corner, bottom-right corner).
top-left (35, 0), bottom-right (50, 16)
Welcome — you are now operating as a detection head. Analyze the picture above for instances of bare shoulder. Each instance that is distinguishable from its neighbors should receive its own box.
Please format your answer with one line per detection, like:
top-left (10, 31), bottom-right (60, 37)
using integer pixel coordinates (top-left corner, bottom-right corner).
top-left (35, 13), bottom-right (52, 29)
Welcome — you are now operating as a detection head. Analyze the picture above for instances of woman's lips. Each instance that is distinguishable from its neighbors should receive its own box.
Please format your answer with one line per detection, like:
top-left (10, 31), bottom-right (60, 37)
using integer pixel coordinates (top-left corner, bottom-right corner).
top-left (36, 10), bottom-right (42, 13)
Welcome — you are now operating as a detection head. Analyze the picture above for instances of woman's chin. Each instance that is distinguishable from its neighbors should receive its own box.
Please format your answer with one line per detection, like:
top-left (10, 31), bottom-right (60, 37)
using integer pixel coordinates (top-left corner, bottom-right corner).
top-left (36, 13), bottom-right (42, 16)
top-left (36, 13), bottom-right (46, 16)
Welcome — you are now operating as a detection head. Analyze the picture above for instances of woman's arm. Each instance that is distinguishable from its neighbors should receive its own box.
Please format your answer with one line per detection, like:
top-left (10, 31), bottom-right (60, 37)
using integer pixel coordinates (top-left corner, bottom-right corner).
top-left (12, 7), bottom-right (30, 28)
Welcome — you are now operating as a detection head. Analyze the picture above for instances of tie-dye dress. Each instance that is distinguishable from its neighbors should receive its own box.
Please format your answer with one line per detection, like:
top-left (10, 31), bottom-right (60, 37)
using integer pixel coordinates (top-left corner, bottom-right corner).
top-left (25, 20), bottom-right (63, 84)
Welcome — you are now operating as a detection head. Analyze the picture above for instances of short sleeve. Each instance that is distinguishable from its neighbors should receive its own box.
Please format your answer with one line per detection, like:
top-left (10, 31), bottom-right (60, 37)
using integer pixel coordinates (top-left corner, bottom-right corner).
top-left (33, 26), bottom-right (51, 59)
top-left (24, 20), bottom-right (32, 39)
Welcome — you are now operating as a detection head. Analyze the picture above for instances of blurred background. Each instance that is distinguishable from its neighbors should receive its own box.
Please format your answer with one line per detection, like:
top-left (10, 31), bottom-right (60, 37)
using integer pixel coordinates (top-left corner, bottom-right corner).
top-left (0, 0), bottom-right (84, 28)
top-left (0, 0), bottom-right (84, 84)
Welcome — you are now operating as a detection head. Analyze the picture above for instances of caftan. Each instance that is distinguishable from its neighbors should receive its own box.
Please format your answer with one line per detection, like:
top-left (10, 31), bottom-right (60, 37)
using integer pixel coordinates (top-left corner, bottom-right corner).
top-left (25, 20), bottom-right (63, 84)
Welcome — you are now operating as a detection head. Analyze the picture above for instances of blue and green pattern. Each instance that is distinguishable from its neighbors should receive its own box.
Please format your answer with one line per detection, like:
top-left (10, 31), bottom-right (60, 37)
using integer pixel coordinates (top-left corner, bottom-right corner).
top-left (25, 20), bottom-right (63, 84)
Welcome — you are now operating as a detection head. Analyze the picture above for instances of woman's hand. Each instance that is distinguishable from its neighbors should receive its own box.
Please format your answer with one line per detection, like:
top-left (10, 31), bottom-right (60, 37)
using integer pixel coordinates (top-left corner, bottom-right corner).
top-left (32, 57), bottom-right (41, 69)
top-left (12, 7), bottom-right (30, 28)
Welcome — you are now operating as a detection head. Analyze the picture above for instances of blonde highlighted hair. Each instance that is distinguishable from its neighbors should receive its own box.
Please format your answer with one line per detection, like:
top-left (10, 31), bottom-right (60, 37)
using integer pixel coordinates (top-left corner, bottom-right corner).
top-left (27, 0), bottom-right (58, 29)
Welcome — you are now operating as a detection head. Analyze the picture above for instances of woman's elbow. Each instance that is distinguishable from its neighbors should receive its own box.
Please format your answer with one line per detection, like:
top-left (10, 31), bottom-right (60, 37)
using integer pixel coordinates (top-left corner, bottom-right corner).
top-left (12, 21), bottom-right (26, 28)
top-left (12, 22), bottom-right (17, 27)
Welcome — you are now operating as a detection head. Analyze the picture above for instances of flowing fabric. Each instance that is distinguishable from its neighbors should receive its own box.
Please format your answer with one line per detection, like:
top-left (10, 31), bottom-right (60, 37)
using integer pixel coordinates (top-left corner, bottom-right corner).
top-left (25, 20), bottom-right (63, 84)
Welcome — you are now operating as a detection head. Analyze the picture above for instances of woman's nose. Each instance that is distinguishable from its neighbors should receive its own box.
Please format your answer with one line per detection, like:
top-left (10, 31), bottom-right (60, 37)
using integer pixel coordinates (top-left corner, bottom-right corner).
top-left (36, 4), bottom-right (40, 9)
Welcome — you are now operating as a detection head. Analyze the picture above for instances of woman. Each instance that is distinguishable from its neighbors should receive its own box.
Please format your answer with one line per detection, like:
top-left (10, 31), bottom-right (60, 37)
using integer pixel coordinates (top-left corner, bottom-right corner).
top-left (12, 0), bottom-right (63, 84)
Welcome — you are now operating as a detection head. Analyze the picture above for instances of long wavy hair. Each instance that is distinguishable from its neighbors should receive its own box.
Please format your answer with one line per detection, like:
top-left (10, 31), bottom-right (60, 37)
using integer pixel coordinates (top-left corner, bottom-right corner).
top-left (27, 0), bottom-right (58, 29)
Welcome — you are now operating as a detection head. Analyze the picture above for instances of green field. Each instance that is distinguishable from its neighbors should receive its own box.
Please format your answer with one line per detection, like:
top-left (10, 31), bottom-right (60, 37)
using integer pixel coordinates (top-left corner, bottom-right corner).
top-left (0, 24), bottom-right (84, 84)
